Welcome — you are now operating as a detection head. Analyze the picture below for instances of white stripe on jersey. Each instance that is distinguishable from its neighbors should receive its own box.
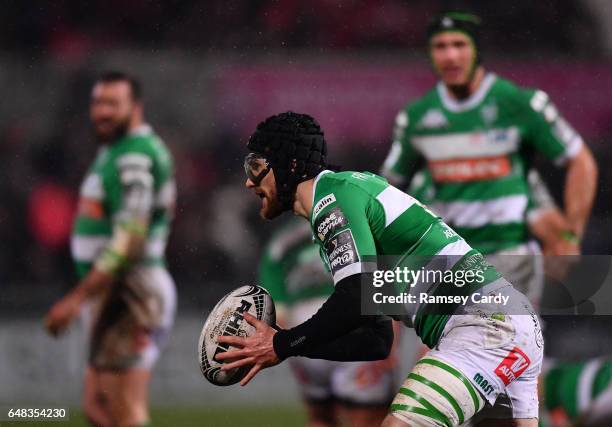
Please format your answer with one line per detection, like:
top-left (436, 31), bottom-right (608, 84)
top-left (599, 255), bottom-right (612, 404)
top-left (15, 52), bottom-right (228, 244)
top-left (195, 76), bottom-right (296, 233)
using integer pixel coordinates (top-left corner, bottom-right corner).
top-left (430, 194), bottom-right (528, 228)
top-left (71, 235), bottom-right (167, 261)
top-left (578, 359), bottom-right (604, 412)
top-left (435, 239), bottom-right (472, 257)
top-left (411, 127), bottom-right (520, 161)
top-left (376, 185), bottom-right (417, 227)
top-left (332, 261), bottom-right (377, 285)
top-left (80, 173), bottom-right (105, 199)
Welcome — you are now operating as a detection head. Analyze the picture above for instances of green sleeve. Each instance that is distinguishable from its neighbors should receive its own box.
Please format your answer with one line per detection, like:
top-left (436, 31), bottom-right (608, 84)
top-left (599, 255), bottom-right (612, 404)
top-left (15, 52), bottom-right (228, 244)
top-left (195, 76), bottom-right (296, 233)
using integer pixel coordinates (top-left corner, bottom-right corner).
top-left (522, 89), bottom-right (584, 166)
top-left (408, 169), bottom-right (435, 205)
top-left (381, 109), bottom-right (423, 186)
top-left (312, 180), bottom-right (378, 284)
top-left (259, 249), bottom-right (289, 304)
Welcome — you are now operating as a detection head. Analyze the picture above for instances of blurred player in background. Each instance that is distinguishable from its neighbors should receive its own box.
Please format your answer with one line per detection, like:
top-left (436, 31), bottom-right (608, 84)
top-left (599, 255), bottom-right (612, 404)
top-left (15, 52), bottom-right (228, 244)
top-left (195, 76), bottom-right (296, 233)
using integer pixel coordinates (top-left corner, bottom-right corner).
top-left (260, 218), bottom-right (399, 427)
top-left (381, 11), bottom-right (598, 304)
top-left (408, 168), bottom-right (575, 274)
top-left (45, 71), bottom-right (177, 427)
top-left (540, 357), bottom-right (612, 427)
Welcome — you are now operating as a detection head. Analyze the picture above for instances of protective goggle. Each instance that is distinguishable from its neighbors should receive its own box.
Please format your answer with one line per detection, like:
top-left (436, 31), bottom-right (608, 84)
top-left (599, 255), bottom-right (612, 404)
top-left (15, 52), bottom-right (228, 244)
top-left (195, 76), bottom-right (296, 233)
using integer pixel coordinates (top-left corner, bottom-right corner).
top-left (243, 153), bottom-right (271, 186)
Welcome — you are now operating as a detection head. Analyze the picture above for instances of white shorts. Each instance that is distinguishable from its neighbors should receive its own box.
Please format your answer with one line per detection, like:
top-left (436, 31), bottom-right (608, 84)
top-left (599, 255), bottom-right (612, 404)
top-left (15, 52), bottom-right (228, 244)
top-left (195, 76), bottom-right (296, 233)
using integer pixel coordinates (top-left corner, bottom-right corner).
top-left (486, 242), bottom-right (544, 308)
top-left (87, 265), bottom-right (177, 370)
top-left (289, 357), bottom-right (396, 406)
top-left (391, 280), bottom-right (544, 426)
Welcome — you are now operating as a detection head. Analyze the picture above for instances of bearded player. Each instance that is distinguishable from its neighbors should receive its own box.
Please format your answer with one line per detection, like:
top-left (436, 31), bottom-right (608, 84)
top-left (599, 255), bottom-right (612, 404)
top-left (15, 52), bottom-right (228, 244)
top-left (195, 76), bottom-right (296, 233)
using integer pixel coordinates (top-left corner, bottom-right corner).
top-left (45, 71), bottom-right (177, 427)
top-left (217, 112), bottom-right (544, 426)
top-left (260, 218), bottom-right (399, 427)
top-left (381, 12), bottom-right (597, 305)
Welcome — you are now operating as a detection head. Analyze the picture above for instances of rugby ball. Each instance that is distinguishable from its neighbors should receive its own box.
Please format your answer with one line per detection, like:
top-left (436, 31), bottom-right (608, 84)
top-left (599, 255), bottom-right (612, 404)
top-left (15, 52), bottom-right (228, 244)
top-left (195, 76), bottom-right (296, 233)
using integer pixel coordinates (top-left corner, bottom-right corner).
top-left (198, 285), bottom-right (276, 386)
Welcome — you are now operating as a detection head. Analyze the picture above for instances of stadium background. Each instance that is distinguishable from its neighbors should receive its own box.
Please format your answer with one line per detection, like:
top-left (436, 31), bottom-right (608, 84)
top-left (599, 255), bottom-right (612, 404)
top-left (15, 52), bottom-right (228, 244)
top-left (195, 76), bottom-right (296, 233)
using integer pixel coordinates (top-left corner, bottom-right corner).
top-left (1, 1), bottom-right (611, 425)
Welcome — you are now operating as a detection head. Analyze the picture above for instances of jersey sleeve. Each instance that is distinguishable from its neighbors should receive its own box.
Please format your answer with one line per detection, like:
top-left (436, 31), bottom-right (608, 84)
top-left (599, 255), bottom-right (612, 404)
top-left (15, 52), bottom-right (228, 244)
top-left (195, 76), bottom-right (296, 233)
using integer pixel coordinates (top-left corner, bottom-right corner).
top-left (114, 152), bottom-right (155, 226)
top-left (95, 150), bottom-right (156, 275)
top-left (258, 248), bottom-right (289, 305)
top-left (381, 109), bottom-right (423, 187)
top-left (523, 89), bottom-right (584, 166)
top-left (311, 181), bottom-right (377, 284)
top-left (525, 169), bottom-right (557, 225)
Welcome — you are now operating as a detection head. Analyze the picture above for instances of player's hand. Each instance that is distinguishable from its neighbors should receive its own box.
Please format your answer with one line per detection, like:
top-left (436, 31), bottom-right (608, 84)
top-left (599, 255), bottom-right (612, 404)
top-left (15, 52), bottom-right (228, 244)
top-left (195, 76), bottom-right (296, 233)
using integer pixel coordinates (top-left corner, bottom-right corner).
top-left (215, 313), bottom-right (281, 386)
top-left (44, 293), bottom-right (82, 337)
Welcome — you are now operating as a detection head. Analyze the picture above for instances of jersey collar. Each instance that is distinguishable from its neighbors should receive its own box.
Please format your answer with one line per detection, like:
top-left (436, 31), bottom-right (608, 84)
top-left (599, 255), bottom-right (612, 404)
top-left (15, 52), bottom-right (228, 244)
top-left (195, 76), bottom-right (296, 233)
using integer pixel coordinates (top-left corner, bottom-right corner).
top-left (437, 72), bottom-right (497, 113)
top-left (129, 123), bottom-right (153, 136)
top-left (310, 169), bottom-right (333, 224)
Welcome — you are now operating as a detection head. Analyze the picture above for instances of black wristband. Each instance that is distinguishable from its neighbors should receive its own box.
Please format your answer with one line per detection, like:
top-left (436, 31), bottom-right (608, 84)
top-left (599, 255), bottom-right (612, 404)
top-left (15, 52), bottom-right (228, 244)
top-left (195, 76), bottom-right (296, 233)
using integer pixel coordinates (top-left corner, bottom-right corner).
top-left (272, 329), bottom-right (295, 361)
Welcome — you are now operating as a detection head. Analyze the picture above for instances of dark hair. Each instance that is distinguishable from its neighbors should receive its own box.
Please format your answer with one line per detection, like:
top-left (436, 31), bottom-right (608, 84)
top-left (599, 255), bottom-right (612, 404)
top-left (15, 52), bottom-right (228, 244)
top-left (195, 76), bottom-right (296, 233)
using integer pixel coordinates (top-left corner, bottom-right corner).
top-left (95, 71), bottom-right (142, 101)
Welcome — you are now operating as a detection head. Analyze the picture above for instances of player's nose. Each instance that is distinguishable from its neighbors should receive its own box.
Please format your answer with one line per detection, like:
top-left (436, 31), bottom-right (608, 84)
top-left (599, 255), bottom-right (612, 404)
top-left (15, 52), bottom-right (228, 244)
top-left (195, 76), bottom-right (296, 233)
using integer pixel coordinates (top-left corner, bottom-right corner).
top-left (245, 178), bottom-right (255, 189)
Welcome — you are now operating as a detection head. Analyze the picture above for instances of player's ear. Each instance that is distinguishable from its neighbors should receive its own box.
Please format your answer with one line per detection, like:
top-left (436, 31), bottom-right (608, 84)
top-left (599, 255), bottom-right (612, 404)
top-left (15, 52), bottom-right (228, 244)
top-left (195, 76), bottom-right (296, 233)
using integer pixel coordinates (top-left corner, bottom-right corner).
top-left (133, 100), bottom-right (144, 114)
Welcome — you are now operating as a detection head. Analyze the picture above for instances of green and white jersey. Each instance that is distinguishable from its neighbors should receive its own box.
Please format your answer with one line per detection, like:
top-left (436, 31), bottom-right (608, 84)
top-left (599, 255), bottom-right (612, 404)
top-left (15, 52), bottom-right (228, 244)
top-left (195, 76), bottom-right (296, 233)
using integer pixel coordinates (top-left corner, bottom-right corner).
top-left (408, 168), bottom-right (557, 226)
top-left (382, 73), bottom-right (583, 254)
top-left (545, 358), bottom-right (612, 419)
top-left (71, 125), bottom-right (176, 277)
top-left (310, 170), bottom-right (501, 347)
top-left (259, 218), bottom-right (334, 307)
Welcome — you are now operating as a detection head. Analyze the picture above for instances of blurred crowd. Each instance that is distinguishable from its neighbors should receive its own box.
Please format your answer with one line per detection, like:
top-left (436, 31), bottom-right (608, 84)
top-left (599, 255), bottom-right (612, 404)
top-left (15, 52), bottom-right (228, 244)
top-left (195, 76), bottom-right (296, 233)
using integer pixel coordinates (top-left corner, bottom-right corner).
top-left (0, 0), bottom-right (601, 56)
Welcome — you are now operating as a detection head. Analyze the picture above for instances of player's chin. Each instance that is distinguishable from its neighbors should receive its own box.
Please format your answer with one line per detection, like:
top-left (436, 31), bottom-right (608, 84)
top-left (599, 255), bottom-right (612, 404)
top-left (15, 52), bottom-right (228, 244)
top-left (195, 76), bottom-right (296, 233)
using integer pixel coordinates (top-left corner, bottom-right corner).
top-left (441, 71), bottom-right (470, 86)
top-left (93, 127), bottom-right (118, 142)
top-left (260, 198), bottom-right (283, 220)
top-left (443, 74), bottom-right (471, 88)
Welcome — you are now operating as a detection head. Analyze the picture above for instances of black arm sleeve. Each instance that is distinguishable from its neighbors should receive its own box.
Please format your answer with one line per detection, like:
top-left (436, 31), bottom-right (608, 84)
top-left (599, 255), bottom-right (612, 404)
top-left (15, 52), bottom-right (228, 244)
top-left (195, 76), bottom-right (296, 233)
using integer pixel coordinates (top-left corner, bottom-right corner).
top-left (273, 273), bottom-right (386, 360)
top-left (300, 317), bottom-right (393, 361)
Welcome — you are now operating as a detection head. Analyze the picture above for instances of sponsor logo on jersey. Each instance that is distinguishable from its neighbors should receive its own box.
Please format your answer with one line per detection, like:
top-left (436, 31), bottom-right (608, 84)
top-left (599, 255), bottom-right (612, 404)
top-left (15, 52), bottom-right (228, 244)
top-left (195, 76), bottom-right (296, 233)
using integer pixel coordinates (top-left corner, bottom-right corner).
top-left (429, 156), bottom-right (511, 182)
top-left (312, 193), bottom-right (336, 220)
top-left (326, 229), bottom-right (358, 275)
top-left (494, 346), bottom-right (531, 385)
top-left (411, 128), bottom-right (519, 161)
top-left (418, 109), bottom-right (448, 129)
top-left (473, 373), bottom-right (494, 395)
top-left (315, 207), bottom-right (347, 242)
top-left (77, 198), bottom-right (104, 219)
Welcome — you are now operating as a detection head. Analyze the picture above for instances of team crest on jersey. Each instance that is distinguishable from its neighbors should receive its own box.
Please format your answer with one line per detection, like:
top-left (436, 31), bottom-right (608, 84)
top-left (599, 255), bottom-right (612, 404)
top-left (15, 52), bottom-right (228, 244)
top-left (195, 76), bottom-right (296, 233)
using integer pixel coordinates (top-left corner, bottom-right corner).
top-left (417, 109), bottom-right (448, 129)
top-left (351, 172), bottom-right (370, 181)
top-left (480, 103), bottom-right (498, 126)
top-left (313, 194), bottom-right (336, 220)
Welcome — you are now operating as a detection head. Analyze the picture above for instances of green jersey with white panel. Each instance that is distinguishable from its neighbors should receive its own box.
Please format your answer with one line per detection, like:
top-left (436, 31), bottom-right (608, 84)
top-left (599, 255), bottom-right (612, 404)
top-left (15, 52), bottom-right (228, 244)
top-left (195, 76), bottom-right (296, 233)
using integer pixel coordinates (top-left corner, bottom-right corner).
top-left (310, 170), bottom-right (501, 347)
top-left (71, 125), bottom-right (176, 277)
top-left (260, 218), bottom-right (334, 307)
top-left (382, 73), bottom-right (583, 254)
top-left (545, 358), bottom-right (612, 420)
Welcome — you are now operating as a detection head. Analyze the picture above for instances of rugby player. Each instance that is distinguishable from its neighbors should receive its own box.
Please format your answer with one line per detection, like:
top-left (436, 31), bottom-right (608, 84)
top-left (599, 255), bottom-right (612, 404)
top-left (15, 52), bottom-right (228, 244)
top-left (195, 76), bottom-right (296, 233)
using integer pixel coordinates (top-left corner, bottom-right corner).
top-left (381, 12), bottom-right (597, 303)
top-left (260, 218), bottom-right (399, 427)
top-left (44, 71), bottom-right (176, 427)
top-left (540, 357), bottom-right (612, 427)
top-left (217, 112), bottom-right (544, 426)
